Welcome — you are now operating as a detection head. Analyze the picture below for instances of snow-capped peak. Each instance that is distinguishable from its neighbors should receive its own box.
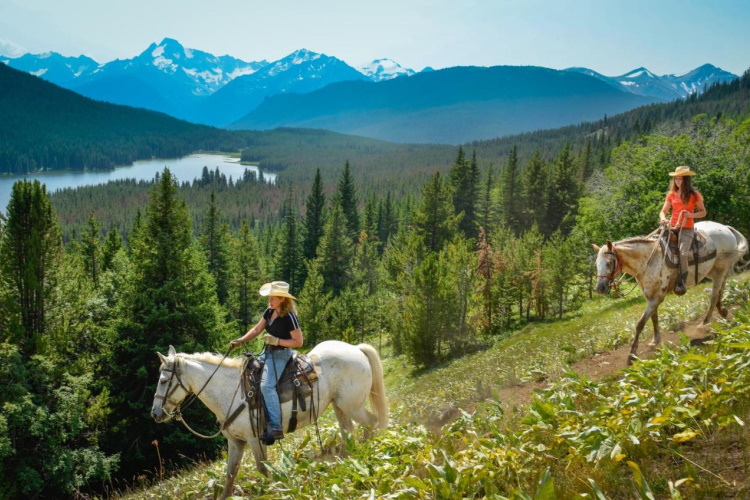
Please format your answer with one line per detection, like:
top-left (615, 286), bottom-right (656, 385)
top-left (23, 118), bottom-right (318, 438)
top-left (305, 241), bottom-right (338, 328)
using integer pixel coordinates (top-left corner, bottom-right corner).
top-left (358, 58), bottom-right (415, 81)
top-left (620, 67), bottom-right (657, 79)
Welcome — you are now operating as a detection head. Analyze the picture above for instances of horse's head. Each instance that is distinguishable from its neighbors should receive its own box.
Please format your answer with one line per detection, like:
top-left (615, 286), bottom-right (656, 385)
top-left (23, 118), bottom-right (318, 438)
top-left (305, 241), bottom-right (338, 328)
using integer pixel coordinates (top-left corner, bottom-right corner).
top-left (592, 241), bottom-right (620, 295)
top-left (151, 345), bottom-right (190, 423)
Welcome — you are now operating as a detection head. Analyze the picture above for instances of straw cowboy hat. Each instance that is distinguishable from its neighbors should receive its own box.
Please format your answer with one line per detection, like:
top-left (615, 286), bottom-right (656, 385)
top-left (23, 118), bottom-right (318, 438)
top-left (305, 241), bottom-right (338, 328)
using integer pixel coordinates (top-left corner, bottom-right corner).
top-left (259, 281), bottom-right (296, 300)
top-left (669, 166), bottom-right (697, 177)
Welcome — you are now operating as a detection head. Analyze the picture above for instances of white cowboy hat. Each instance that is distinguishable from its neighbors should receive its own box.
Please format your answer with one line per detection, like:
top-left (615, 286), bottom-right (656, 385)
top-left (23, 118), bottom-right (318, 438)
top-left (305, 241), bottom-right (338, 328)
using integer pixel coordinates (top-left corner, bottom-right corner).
top-left (259, 281), bottom-right (296, 300)
top-left (669, 166), bottom-right (697, 177)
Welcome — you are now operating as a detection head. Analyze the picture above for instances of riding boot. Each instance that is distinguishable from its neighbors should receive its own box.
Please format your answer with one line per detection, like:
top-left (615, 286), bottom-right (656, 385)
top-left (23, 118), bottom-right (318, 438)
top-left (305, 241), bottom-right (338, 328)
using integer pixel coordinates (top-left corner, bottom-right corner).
top-left (674, 272), bottom-right (688, 296)
top-left (260, 426), bottom-right (284, 445)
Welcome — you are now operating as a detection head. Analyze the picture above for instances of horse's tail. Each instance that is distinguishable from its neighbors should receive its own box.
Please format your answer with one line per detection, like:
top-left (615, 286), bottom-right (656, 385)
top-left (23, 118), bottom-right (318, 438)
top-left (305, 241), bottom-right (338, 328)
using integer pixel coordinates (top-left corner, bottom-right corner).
top-left (728, 225), bottom-right (750, 273)
top-left (358, 343), bottom-right (389, 429)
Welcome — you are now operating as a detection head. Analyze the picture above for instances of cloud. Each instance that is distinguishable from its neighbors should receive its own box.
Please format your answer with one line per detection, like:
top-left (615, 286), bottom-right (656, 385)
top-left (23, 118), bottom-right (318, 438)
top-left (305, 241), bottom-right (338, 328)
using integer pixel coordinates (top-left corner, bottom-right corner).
top-left (0, 39), bottom-right (26, 58)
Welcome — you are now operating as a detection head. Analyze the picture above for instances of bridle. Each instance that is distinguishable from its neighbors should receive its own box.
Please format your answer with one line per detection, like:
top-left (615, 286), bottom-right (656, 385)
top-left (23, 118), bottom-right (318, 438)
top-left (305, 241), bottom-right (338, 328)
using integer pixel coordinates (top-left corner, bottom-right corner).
top-left (154, 356), bottom-right (192, 422)
top-left (154, 349), bottom-right (232, 439)
top-left (597, 246), bottom-right (623, 296)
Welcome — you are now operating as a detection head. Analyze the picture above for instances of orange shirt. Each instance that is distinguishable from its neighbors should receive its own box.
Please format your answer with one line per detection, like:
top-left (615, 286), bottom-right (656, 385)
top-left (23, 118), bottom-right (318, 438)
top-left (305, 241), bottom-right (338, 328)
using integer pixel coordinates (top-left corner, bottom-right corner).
top-left (667, 191), bottom-right (701, 229)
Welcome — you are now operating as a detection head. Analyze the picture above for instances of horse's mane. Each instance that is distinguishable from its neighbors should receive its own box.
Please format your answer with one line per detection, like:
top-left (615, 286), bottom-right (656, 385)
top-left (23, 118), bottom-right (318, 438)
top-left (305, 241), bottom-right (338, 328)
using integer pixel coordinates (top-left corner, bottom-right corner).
top-left (183, 352), bottom-right (245, 369)
top-left (615, 235), bottom-right (659, 246)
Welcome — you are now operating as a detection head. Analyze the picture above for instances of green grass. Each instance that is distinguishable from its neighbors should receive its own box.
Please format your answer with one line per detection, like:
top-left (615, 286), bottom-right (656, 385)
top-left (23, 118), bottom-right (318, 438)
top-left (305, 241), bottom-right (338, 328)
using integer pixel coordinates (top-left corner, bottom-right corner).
top-left (116, 273), bottom-right (750, 499)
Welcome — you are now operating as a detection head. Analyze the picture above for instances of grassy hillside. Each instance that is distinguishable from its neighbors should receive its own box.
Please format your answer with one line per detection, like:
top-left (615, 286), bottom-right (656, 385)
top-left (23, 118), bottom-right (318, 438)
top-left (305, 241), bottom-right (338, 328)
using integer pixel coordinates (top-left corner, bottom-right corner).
top-left (117, 273), bottom-right (750, 499)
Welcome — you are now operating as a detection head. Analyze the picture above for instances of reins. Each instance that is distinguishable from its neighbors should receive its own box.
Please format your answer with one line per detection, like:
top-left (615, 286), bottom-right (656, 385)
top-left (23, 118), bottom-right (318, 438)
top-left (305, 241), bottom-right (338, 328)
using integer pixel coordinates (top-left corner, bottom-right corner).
top-left (600, 227), bottom-right (669, 297)
top-left (158, 347), bottom-right (233, 439)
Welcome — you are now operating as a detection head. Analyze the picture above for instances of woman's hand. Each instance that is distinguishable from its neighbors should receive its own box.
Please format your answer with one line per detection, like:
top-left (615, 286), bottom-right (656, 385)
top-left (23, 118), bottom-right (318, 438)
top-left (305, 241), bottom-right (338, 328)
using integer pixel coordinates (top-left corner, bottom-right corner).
top-left (229, 338), bottom-right (244, 348)
top-left (264, 334), bottom-right (280, 346)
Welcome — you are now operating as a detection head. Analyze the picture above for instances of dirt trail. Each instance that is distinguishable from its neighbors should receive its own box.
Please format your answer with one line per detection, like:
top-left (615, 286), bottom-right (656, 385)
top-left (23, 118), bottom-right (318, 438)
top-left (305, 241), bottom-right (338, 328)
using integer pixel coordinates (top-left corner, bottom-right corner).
top-left (491, 320), bottom-right (715, 413)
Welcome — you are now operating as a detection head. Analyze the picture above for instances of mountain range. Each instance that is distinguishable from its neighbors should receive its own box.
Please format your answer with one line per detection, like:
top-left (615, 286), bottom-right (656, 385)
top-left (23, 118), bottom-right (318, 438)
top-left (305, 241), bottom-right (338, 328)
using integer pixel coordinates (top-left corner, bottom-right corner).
top-left (563, 65), bottom-right (738, 101)
top-left (1, 38), bottom-right (739, 143)
top-left (231, 65), bottom-right (663, 143)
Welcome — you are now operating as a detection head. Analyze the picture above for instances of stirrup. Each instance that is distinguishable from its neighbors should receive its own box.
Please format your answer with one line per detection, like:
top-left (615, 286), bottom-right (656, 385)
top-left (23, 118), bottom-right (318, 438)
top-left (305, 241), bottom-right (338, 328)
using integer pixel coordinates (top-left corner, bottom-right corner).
top-left (674, 272), bottom-right (688, 296)
top-left (260, 427), bottom-right (284, 445)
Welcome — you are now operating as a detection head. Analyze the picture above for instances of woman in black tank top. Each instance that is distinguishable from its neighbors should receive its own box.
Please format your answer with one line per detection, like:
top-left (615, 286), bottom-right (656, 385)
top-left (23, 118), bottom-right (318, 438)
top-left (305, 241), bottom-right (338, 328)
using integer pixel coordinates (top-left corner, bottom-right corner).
top-left (229, 281), bottom-right (303, 444)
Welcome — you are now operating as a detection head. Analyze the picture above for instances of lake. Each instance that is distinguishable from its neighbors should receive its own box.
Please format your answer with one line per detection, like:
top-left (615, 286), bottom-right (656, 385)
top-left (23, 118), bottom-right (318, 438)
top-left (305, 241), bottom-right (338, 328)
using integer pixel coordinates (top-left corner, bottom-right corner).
top-left (0, 154), bottom-right (276, 214)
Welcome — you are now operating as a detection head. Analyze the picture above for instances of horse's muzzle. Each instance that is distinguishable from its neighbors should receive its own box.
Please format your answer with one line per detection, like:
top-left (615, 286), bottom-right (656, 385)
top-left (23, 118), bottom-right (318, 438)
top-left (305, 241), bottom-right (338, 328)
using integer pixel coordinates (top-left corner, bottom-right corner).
top-left (151, 407), bottom-right (169, 423)
top-left (595, 279), bottom-right (610, 295)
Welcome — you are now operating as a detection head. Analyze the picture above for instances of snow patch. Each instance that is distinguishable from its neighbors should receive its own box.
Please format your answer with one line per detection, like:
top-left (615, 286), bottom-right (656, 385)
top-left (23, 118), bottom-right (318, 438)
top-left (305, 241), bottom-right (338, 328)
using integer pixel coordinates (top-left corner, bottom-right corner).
top-left (227, 66), bottom-right (257, 79)
top-left (31, 68), bottom-right (48, 76)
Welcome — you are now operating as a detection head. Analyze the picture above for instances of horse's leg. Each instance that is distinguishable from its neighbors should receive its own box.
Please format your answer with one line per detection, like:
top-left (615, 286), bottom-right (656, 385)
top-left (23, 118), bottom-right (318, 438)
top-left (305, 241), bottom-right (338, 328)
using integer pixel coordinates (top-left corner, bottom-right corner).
top-left (631, 298), bottom-right (660, 364)
top-left (333, 405), bottom-right (354, 444)
top-left (345, 405), bottom-right (379, 439)
top-left (648, 308), bottom-right (662, 347)
top-left (716, 276), bottom-right (729, 318)
top-left (248, 437), bottom-right (268, 476)
top-left (220, 438), bottom-right (246, 500)
top-left (704, 274), bottom-right (728, 323)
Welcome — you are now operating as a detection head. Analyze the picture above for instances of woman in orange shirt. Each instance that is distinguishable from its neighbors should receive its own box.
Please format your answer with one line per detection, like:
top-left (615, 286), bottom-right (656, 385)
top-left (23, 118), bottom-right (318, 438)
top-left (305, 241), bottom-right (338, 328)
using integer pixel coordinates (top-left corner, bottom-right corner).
top-left (659, 166), bottom-right (707, 295)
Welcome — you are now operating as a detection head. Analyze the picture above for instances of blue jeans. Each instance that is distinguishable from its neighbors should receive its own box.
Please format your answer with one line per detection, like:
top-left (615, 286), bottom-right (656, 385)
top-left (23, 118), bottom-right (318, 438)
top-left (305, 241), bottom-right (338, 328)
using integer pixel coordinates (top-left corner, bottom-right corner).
top-left (259, 347), bottom-right (293, 431)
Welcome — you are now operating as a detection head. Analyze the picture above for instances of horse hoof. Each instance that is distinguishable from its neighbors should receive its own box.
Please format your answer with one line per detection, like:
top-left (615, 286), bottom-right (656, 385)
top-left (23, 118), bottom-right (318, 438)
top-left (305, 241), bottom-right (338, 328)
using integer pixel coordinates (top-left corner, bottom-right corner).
top-left (720, 307), bottom-right (729, 318)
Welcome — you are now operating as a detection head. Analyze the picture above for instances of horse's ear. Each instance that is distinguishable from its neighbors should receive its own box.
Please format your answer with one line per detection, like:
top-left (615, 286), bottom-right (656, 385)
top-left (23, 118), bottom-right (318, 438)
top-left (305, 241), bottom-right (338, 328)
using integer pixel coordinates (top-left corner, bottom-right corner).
top-left (168, 345), bottom-right (177, 357)
top-left (606, 241), bottom-right (613, 251)
top-left (158, 352), bottom-right (168, 365)
top-left (592, 243), bottom-right (601, 251)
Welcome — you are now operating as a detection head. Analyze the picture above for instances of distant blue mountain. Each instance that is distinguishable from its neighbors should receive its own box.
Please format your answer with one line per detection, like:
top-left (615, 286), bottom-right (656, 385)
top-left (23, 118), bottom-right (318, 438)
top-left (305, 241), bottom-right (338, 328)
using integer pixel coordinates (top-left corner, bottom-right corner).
top-left (564, 64), bottom-right (737, 100)
top-left (189, 49), bottom-right (371, 126)
top-left (5, 52), bottom-right (98, 87)
top-left (68, 38), bottom-right (267, 119)
top-left (230, 65), bottom-right (662, 144)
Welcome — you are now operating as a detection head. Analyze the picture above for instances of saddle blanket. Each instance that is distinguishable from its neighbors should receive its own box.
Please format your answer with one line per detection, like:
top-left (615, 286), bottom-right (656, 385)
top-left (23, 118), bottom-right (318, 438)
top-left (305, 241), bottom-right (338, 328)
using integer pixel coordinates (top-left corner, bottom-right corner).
top-left (659, 229), bottom-right (717, 269)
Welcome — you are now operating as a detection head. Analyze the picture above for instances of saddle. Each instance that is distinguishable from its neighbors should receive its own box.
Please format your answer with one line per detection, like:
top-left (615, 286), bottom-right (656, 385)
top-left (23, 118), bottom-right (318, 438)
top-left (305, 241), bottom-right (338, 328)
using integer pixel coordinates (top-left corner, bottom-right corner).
top-left (659, 229), bottom-right (717, 283)
top-left (241, 351), bottom-right (318, 433)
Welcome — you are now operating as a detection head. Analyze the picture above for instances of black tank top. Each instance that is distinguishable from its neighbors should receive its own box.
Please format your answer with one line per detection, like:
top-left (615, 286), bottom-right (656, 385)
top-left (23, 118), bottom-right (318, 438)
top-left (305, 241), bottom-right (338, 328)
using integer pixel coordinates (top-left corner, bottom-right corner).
top-left (262, 307), bottom-right (300, 340)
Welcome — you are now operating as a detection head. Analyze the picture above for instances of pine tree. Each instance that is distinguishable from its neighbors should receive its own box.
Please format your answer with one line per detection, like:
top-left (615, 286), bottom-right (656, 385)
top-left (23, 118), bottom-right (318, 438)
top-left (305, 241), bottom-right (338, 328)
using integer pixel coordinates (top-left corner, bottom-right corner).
top-left (316, 201), bottom-right (353, 295)
top-left (275, 185), bottom-right (302, 292)
top-left (0, 180), bottom-right (62, 354)
top-left (412, 172), bottom-right (460, 254)
top-left (521, 151), bottom-right (548, 231)
top-left (376, 191), bottom-right (398, 249)
top-left (449, 147), bottom-right (480, 239)
top-left (404, 253), bottom-right (448, 367)
top-left (297, 260), bottom-right (331, 346)
top-left (580, 140), bottom-right (593, 182)
top-left (101, 226), bottom-right (122, 272)
top-left (80, 212), bottom-right (102, 287)
top-left (502, 145), bottom-right (521, 233)
top-left (200, 191), bottom-right (231, 304)
top-left (546, 143), bottom-right (581, 235)
top-left (302, 168), bottom-right (326, 262)
top-left (477, 165), bottom-right (499, 236)
top-left (103, 168), bottom-right (229, 476)
top-left (229, 219), bottom-right (262, 334)
top-left (334, 161), bottom-right (360, 244)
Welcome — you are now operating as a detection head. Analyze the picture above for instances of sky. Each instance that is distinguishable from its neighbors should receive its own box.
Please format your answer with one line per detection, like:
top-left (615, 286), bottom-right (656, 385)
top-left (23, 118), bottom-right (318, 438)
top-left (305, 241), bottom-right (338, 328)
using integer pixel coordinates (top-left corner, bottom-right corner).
top-left (1, 0), bottom-right (748, 76)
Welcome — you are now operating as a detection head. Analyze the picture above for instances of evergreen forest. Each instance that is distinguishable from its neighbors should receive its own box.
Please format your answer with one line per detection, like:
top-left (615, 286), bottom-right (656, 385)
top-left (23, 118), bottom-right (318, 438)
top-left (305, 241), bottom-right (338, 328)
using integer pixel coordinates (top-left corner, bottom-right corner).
top-left (0, 69), bottom-right (749, 498)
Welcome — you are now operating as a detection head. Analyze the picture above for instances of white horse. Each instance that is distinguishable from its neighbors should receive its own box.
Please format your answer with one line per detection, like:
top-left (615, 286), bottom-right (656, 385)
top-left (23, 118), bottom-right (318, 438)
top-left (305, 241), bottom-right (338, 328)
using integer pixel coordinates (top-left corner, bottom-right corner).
top-left (594, 221), bottom-right (748, 364)
top-left (151, 341), bottom-right (388, 500)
